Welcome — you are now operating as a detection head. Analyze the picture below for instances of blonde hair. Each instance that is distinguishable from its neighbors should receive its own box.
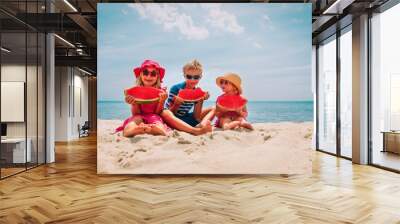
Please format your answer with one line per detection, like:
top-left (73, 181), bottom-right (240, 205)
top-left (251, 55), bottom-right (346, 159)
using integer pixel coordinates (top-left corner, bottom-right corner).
top-left (231, 84), bottom-right (240, 95)
top-left (183, 59), bottom-right (203, 74)
top-left (136, 72), bottom-right (161, 88)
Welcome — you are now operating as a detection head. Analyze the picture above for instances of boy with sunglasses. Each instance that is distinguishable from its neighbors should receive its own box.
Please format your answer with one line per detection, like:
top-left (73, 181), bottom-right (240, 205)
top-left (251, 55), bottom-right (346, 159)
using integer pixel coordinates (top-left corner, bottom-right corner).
top-left (165, 59), bottom-right (214, 128)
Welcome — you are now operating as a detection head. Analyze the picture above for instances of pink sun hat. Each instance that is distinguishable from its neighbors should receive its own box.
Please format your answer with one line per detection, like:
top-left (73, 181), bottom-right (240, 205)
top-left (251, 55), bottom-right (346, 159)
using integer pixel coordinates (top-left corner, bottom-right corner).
top-left (133, 59), bottom-right (166, 81)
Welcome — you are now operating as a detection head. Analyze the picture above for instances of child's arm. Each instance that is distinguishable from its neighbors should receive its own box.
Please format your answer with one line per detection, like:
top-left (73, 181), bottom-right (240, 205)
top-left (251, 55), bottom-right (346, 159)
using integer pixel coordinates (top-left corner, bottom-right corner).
top-left (166, 86), bottom-right (182, 113)
top-left (236, 96), bottom-right (248, 117)
top-left (126, 95), bottom-right (141, 115)
top-left (215, 104), bottom-right (225, 117)
top-left (240, 105), bottom-right (248, 118)
top-left (131, 104), bottom-right (141, 115)
top-left (155, 91), bottom-right (168, 114)
top-left (169, 96), bottom-right (184, 113)
top-left (193, 100), bottom-right (203, 121)
top-left (193, 92), bottom-right (208, 120)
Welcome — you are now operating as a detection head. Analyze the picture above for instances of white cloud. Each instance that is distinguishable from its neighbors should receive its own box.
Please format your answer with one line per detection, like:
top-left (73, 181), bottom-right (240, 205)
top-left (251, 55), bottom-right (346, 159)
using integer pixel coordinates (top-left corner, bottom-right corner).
top-left (262, 15), bottom-right (271, 23)
top-left (246, 37), bottom-right (263, 49)
top-left (253, 42), bottom-right (262, 49)
top-left (261, 14), bottom-right (275, 30)
top-left (201, 3), bottom-right (244, 34)
top-left (129, 3), bottom-right (209, 40)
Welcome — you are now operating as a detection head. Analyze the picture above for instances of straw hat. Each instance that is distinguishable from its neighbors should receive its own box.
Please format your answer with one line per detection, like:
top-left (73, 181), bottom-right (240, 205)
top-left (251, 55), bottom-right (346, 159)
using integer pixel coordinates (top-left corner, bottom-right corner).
top-left (216, 72), bottom-right (242, 94)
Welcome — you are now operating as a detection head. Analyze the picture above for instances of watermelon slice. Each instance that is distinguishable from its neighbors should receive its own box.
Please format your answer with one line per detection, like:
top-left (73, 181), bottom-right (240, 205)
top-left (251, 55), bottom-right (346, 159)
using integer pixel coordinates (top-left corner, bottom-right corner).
top-left (216, 95), bottom-right (247, 111)
top-left (177, 88), bottom-right (206, 102)
top-left (124, 86), bottom-right (163, 104)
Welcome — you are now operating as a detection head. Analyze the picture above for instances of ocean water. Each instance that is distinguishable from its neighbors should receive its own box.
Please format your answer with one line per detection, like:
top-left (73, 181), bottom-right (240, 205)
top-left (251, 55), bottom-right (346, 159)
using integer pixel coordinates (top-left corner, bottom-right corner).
top-left (98, 101), bottom-right (313, 123)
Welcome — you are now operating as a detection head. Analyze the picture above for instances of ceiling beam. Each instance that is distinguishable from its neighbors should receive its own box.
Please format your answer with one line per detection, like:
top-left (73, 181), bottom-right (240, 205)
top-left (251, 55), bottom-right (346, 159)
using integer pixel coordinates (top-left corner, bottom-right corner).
top-left (67, 13), bottom-right (97, 45)
top-left (322, 0), bottom-right (356, 14)
top-left (55, 55), bottom-right (96, 72)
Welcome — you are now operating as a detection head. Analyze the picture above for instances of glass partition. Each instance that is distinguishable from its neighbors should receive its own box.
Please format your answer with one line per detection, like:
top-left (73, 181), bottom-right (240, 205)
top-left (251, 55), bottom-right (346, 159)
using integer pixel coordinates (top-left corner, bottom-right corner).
top-left (27, 30), bottom-right (38, 169)
top-left (0, 1), bottom-right (46, 179)
top-left (1, 30), bottom-right (28, 177)
top-left (38, 32), bottom-right (45, 165)
top-left (339, 27), bottom-right (352, 158)
top-left (317, 35), bottom-right (337, 154)
top-left (26, 0), bottom-right (46, 169)
top-left (370, 3), bottom-right (400, 171)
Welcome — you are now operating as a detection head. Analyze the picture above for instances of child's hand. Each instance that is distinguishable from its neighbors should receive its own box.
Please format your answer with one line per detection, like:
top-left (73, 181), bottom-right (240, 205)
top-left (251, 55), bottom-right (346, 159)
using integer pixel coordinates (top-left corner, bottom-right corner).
top-left (159, 92), bottom-right (168, 102)
top-left (235, 107), bottom-right (244, 114)
top-left (174, 96), bottom-right (184, 105)
top-left (201, 91), bottom-right (210, 101)
top-left (237, 108), bottom-right (248, 117)
top-left (215, 104), bottom-right (227, 113)
top-left (125, 95), bottom-right (136, 105)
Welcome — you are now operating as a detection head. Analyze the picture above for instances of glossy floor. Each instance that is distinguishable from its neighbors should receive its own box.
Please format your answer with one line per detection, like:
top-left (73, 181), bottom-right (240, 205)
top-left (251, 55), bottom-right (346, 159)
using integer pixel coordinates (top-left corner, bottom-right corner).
top-left (0, 135), bottom-right (399, 223)
top-left (372, 150), bottom-right (400, 171)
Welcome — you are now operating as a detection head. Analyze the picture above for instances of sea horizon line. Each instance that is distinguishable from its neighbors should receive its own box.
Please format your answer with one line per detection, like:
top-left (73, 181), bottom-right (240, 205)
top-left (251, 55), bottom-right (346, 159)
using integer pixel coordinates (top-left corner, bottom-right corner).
top-left (98, 100), bottom-right (314, 103)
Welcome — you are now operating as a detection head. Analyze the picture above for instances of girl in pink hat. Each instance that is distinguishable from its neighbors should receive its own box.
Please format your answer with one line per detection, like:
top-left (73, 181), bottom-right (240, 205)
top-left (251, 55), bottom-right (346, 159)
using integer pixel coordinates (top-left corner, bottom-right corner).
top-left (116, 60), bottom-right (170, 137)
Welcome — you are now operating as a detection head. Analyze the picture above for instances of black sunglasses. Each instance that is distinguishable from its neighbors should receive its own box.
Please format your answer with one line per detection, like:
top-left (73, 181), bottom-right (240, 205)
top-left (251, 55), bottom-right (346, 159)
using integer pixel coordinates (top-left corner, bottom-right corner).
top-left (220, 80), bottom-right (229, 85)
top-left (143, 69), bottom-right (158, 77)
top-left (185, 74), bottom-right (201, 80)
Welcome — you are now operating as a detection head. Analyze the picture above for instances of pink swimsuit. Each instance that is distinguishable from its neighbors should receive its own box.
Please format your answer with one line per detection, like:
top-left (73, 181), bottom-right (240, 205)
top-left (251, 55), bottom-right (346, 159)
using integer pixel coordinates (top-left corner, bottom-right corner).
top-left (215, 94), bottom-right (247, 128)
top-left (115, 91), bottom-right (170, 133)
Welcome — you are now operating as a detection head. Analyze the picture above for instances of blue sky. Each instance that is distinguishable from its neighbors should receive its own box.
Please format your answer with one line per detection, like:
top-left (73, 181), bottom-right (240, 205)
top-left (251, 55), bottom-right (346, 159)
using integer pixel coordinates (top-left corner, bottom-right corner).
top-left (98, 3), bottom-right (312, 101)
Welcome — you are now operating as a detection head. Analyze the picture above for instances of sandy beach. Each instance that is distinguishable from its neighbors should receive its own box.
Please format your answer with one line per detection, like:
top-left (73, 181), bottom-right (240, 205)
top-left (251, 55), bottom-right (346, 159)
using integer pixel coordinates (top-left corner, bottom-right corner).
top-left (97, 120), bottom-right (313, 174)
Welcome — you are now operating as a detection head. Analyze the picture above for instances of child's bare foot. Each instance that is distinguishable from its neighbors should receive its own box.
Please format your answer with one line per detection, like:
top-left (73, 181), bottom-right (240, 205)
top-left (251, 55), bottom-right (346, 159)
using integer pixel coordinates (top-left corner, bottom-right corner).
top-left (222, 121), bottom-right (241, 130)
top-left (240, 120), bottom-right (254, 130)
top-left (193, 121), bottom-right (212, 135)
top-left (139, 123), bottom-right (152, 133)
top-left (199, 121), bottom-right (212, 134)
top-left (199, 118), bottom-right (211, 129)
top-left (149, 124), bottom-right (168, 136)
top-left (123, 123), bottom-right (147, 137)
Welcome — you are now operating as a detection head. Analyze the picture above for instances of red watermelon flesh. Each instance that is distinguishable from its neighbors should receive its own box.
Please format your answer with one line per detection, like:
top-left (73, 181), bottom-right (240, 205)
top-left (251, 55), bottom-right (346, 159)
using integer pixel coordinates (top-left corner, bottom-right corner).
top-left (178, 88), bottom-right (206, 102)
top-left (124, 86), bottom-right (163, 104)
top-left (217, 95), bottom-right (247, 111)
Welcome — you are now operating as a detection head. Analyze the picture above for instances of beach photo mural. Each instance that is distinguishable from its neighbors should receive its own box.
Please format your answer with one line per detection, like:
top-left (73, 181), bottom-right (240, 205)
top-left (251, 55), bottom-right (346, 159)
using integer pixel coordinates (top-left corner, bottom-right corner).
top-left (97, 3), bottom-right (313, 174)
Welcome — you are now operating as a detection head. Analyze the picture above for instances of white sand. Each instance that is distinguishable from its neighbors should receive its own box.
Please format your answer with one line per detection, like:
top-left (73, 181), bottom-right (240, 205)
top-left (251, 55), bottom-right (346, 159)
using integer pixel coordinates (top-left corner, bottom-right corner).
top-left (97, 120), bottom-right (313, 174)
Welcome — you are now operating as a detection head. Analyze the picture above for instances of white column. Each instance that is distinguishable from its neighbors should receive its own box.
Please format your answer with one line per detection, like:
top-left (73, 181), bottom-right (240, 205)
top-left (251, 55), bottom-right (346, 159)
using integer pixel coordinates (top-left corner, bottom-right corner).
top-left (45, 1), bottom-right (55, 163)
top-left (352, 14), bottom-right (369, 164)
top-left (46, 33), bottom-right (55, 163)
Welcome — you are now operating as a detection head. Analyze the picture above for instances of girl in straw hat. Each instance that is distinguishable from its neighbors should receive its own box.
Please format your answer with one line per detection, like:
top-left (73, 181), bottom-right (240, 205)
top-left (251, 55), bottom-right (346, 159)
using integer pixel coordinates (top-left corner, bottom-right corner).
top-left (215, 73), bottom-right (253, 130)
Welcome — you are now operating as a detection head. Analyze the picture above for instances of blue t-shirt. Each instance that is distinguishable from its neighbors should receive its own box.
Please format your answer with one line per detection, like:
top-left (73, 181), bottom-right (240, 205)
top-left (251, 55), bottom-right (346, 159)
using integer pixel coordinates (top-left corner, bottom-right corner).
top-left (166, 82), bottom-right (195, 116)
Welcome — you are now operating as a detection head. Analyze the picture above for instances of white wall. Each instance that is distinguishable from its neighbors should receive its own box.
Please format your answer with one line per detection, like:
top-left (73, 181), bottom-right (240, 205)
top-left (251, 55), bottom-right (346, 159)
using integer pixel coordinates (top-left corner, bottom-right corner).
top-left (55, 66), bottom-right (69, 141)
top-left (72, 72), bottom-right (89, 138)
top-left (1, 65), bottom-right (43, 138)
top-left (1, 65), bottom-right (26, 138)
top-left (54, 66), bottom-right (89, 141)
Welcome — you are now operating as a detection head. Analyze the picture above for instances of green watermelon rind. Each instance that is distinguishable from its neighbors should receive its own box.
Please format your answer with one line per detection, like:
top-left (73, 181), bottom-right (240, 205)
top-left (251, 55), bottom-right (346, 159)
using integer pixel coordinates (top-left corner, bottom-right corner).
top-left (181, 98), bottom-right (203, 103)
top-left (135, 98), bottom-right (160, 104)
